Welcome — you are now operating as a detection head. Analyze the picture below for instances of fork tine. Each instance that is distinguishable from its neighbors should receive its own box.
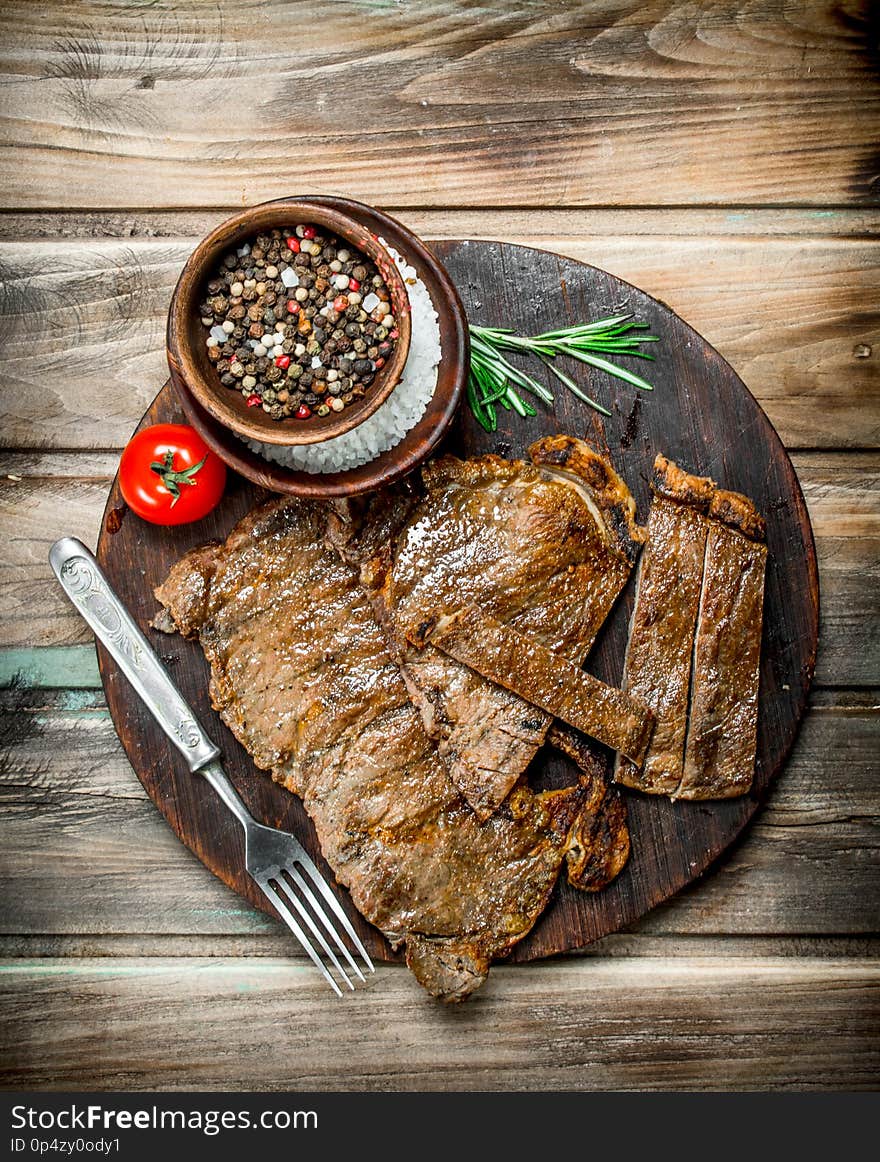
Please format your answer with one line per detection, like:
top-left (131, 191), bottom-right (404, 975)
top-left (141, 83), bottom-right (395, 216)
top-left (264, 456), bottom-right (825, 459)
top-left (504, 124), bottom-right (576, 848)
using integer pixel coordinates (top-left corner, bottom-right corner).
top-left (283, 864), bottom-right (365, 984)
top-left (257, 876), bottom-right (343, 997)
top-left (294, 853), bottom-right (376, 973)
top-left (271, 872), bottom-right (355, 991)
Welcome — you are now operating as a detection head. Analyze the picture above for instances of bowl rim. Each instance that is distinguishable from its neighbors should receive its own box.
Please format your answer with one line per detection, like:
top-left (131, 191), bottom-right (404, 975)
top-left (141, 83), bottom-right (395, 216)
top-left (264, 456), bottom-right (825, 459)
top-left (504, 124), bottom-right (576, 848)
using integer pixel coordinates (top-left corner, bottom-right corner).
top-left (166, 198), bottom-right (412, 446)
top-left (170, 196), bottom-right (470, 498)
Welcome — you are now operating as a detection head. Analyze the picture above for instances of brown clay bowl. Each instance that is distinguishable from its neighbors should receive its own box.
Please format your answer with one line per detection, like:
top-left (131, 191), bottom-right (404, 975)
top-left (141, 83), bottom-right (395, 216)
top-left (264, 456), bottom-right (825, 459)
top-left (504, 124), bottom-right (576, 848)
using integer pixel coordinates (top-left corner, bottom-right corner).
top-left (174, 196), bottom-right (470, 498)
top-left (167, 198), bottom-right (412, 446)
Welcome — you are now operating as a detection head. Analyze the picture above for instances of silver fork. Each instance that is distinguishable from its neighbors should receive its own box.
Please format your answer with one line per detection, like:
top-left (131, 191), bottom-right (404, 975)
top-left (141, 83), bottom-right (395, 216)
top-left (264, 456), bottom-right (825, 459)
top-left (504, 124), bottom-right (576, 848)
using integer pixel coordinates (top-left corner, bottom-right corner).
top-left (49, 536), bottom-right (374, 996)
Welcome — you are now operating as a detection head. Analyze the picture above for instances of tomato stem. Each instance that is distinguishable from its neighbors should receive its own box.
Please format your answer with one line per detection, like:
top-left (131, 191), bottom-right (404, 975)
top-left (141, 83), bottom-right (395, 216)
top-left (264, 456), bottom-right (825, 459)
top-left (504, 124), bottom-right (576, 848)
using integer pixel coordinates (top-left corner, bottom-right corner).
top-left (149, 450), bottom-right (208, 507)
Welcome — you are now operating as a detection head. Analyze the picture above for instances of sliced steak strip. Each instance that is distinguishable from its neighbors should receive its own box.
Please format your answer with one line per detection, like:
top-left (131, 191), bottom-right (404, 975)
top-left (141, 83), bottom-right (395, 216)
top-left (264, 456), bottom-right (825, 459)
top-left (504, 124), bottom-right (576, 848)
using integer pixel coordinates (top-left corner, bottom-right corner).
top-left (423, 604), bottom-right (654, 766)
top-left (614, 455), bottom-right (716, 795)
top-left (383, 436), bottom-right (644, 819)
top-left (677, 489), bottom-right (767, 800)
top-left (154, 494), bottom-right (626, 1002)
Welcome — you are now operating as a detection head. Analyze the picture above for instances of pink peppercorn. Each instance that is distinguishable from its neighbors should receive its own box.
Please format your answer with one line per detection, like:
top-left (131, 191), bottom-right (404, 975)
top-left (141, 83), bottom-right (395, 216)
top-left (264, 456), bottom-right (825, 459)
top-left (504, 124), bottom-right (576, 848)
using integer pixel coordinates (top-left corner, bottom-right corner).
top-left (302, 226), bottom-right (316, 240)
top-left (373, 356), bottom-right (385, 369)
top-left (295, 404), bottom-right (311, 419)
top-left (275, 354), bottom-right (291, 369)
top-left (286, 237), bottom-right (300, 252)
top-left (246, 393), bottom-right (262, 407)
top-left (332, 295), bottom-right (349, 312)
top-left (389, 329), bottom-right (399, 340)
top-left (286, 299), bottom-right (300, 314)
top-left (348, 278), bottom-right (361, 292)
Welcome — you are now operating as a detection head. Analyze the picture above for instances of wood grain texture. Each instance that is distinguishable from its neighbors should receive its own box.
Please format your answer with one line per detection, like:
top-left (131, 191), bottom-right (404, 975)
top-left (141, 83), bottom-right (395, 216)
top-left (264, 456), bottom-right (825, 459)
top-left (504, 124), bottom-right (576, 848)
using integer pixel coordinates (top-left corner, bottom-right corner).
top-left (4, 207), bottom-right (880, 242)
top-left (1, 224), bottom-right (877, 450)
top-left (0, 2), bottom-right (877, 210)
top-left (4, 932), bottom-right (878, 962)
top-left (1, 957), bottom-right (877, 1091)
top-left (2, 690), bottom-right (877, 943)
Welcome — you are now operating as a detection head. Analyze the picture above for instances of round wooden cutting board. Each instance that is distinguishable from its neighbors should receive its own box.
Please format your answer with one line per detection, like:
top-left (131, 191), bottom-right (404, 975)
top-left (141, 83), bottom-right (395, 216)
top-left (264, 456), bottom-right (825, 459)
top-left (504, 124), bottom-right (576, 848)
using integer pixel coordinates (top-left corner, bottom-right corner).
top-left (96, 239), bottom-right (818, 964)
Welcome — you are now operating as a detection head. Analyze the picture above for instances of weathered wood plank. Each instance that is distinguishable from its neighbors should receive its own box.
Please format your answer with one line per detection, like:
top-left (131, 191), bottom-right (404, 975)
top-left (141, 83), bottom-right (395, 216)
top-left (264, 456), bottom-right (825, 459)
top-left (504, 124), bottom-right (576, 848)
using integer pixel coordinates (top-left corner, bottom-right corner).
top-left (796, 453), bottom-right (880, 686)
top-left (1, 932), bottom-right (876, 962)
top-left (1, 957), bottom-right (877, 1090)
top-left (4, 208), bottom-right (880, 242)
top-left (0, 230), bottom-right (877, 450)
top-left (1, 691), bottom-right (876, 940)
top-left (0, 645), bottom-right (99, 688)
top-left (2, 455), bottom-right (876, 684)
top-left (0, 474), bottom-right (107, 648)
top-left (0, 2), bottom-right (877, 210)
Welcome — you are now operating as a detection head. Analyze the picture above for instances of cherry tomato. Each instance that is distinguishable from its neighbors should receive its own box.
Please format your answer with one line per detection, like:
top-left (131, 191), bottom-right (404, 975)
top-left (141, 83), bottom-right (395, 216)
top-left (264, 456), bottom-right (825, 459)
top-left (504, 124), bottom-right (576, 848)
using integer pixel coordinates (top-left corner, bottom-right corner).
top-left (119, 424), bottom-right (226, 526)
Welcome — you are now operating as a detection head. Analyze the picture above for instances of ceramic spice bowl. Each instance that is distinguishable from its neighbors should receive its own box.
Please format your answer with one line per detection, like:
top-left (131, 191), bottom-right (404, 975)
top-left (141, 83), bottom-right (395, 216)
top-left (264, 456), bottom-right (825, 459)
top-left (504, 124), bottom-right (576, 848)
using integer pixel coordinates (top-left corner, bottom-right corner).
top-left (166, 198), bottom-right (412, 446)
top-left (173, 195), bottom-right (470, 500)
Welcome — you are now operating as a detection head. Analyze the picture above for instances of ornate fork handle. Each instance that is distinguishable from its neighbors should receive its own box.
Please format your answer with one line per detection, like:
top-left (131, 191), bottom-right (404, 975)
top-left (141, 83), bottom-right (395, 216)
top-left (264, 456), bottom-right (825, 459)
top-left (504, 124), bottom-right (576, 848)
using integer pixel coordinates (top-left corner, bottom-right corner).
top-left (49, 537), bottom-right (220, 772)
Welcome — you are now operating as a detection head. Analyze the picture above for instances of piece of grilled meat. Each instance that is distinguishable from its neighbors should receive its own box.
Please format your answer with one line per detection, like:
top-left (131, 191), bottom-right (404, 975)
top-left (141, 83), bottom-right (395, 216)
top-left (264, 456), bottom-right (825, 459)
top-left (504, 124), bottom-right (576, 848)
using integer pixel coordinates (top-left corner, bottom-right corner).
top-left (677, 488), bottom-right (767, 799)
top-left (424, 604), bottom-right (655, 767)
top-left (615, 455), bottom-right (715, 795)
top-left (378, 436), bottom-right (645, 819)
top-left (155, 494), bottom-right (629, 1001)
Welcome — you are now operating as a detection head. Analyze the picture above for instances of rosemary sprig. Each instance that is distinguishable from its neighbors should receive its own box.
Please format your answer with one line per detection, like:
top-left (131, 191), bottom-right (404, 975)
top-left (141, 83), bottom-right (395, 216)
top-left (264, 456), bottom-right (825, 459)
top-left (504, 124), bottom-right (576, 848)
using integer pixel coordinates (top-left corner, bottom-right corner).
top-left (466, 314), bottom-right (658, 432)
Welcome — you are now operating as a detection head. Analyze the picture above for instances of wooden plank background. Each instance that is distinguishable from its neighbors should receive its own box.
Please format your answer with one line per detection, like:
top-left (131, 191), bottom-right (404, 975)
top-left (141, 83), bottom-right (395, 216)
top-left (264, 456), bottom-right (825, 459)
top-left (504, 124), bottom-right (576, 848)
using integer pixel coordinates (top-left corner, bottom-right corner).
top-left (0, 0), bottom-right (878, 1091)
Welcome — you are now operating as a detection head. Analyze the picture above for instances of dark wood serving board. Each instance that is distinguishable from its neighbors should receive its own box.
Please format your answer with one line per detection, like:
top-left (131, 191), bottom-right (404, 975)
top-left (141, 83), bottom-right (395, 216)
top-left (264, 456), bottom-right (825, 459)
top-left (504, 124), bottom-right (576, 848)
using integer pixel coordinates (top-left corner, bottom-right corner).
top-left (95, 240), bottom-right (818, 964)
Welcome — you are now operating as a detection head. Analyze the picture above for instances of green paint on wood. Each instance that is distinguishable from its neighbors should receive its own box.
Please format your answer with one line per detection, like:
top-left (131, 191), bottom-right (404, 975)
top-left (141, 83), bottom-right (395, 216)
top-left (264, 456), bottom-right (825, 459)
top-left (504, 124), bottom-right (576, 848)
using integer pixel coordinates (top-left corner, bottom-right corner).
top-left (0, 646), bottom-right (100, 689)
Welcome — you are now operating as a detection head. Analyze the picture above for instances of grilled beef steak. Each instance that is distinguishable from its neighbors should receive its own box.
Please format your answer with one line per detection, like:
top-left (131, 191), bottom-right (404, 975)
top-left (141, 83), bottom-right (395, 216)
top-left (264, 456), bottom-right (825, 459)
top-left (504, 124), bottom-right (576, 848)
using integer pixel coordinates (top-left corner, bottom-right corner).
top-left (155, 494), bottom-right (629, 1001)
top-left (677, 489), bottom-right (767, 799)
top-left (615, 456), bottom-right (716, 795)
top-left (424, 605), bottom-right (655, 767)
top-left (380, 436), bottom-right (645, 819)
top-left (615, 458), bottom-right (767, 800)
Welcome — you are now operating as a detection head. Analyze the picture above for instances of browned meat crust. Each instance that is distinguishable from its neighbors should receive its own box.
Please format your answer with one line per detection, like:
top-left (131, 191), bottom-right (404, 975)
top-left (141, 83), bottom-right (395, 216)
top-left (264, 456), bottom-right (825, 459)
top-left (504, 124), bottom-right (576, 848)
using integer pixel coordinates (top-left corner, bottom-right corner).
top-left (677, 491), bottom-right (767, 800)
top-left (651, 453), bottom-right (716, 509)
top-left (615, 456), bottom-right (716, 795)
top-left (382, 438), bottom-right (645, 819)
top-left (154, 494), bottom-right (626, 1002)
top-left (529, 434), bottom-right (646, 566)
top-left (424, 605), bottom-right (654, 766)
top-left (548, 724), bottom-right (631, 891)
top-left (708, 488), bottom-right (767, 541)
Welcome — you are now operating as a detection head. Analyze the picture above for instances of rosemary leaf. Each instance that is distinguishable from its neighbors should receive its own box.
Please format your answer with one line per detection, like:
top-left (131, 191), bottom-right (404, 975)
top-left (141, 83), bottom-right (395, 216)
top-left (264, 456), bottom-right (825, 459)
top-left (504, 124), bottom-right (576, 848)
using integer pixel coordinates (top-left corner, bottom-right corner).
top-left (560, 347), bottom-right (655, 391)
top-left (539, 356), bottom-right (611, 416)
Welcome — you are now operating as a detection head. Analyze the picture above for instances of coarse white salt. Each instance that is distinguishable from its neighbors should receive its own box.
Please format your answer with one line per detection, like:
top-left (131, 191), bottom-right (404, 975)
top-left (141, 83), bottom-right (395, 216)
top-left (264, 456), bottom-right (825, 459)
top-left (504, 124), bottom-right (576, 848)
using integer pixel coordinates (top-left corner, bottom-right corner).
top-left (241, 240), bottom-right (442, 475)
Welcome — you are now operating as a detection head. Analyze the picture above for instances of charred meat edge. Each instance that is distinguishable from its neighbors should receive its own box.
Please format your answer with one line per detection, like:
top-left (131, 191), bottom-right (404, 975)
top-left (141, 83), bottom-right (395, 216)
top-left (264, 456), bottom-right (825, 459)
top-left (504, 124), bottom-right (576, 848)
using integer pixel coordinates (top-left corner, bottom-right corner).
top-left (528, 434), bottom-right (645, 567)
